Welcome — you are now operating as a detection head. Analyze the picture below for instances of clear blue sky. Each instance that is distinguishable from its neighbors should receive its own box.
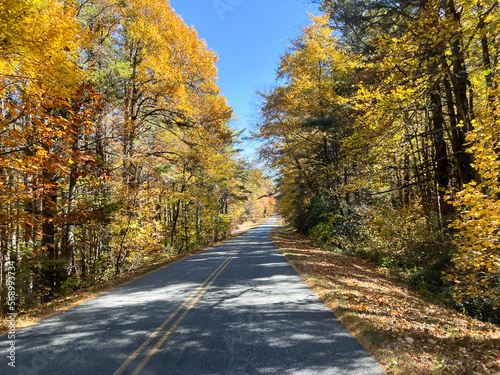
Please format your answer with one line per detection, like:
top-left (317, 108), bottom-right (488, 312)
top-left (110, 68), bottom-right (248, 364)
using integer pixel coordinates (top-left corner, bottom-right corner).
top-left (168, 0), bottom-right (321, 161)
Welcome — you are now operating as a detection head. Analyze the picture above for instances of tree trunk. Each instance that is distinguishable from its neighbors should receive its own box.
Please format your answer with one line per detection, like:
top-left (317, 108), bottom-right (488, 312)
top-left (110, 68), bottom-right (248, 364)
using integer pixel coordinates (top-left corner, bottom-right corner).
top-left (41, 179), bottom-right (58, 300)
top-left (430, 87), bottom-right (453, 216)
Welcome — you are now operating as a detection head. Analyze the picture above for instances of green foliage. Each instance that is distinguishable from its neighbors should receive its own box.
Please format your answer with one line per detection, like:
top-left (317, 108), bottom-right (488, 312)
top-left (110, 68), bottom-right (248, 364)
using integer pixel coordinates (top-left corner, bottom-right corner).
top-left (310, 213), bottom-right (345, 245)
top-left (294, 196), bottom-right (334, 234)
top-left (56, 274), bottom-right (82, 298)
top-left (309, 208), bottom-right (365, 249)
top-left (214, 214), bottom-right (232, 235)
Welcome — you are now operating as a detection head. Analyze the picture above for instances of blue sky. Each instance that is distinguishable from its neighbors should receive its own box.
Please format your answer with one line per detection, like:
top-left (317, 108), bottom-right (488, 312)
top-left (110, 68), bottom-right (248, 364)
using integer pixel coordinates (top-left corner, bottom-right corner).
top-left (168, 0), bottom-right (321, 161)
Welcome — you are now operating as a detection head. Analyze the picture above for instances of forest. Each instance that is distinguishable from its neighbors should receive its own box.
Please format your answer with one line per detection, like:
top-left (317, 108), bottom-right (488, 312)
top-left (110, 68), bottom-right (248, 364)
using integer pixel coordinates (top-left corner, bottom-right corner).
top-left (255, 0), bottom-right (499, 322)
top-left (0, 0), bottom-right (274, 314)
top-left (1, 0), bottom-right (499, 325)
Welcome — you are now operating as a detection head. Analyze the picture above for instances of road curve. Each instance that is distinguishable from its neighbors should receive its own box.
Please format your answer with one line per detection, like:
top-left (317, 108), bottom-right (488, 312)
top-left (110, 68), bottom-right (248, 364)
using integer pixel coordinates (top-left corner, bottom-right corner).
top-left (2, 218), bottom-right (384, 375)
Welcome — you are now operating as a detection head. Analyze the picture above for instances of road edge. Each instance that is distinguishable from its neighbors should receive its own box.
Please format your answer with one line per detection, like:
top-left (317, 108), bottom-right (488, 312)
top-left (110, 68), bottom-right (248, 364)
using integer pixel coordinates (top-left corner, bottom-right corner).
top-left (0, 219), bottom-right (270, 336)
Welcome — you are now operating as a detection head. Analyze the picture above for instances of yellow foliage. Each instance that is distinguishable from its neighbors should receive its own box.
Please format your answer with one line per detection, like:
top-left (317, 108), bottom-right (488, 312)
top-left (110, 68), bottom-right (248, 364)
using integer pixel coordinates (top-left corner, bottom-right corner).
top-left (447, 78), bottom-right (500, 305)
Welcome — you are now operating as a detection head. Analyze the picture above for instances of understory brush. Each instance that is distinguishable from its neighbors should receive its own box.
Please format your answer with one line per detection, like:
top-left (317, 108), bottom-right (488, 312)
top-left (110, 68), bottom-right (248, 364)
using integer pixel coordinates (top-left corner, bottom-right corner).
top-left (306, 202), bottom-right (499, 323)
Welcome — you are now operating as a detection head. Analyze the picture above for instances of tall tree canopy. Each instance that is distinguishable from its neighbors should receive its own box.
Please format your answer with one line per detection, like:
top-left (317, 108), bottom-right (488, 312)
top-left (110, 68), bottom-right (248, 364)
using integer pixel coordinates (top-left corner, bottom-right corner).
top-left (0, 0), bottom-right (274, 312)
top-left (257, 1), bottom-right (500, 318)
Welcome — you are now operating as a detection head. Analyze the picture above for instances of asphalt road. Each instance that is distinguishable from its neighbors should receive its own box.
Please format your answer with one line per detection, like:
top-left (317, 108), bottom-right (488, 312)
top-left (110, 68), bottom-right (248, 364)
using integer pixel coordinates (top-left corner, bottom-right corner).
top-left (2, 218), bottom-right (384, 375)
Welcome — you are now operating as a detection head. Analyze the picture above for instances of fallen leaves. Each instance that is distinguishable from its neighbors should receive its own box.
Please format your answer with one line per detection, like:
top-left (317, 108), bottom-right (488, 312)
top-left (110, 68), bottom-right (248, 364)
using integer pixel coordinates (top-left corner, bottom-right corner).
top-left (271, 225), bottom-right (500, 375)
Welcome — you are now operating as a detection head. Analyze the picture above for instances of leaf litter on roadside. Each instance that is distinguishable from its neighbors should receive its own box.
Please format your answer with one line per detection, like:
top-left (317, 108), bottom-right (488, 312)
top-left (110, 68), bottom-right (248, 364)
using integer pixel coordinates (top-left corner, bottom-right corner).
top-left (271, 226), bottom-right (500, 375)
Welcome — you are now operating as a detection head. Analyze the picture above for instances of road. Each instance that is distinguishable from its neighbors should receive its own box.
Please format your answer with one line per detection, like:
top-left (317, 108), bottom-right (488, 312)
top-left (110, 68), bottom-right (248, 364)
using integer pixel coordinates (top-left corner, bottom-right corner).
top-left (2, 218), bottom-right (384, 374)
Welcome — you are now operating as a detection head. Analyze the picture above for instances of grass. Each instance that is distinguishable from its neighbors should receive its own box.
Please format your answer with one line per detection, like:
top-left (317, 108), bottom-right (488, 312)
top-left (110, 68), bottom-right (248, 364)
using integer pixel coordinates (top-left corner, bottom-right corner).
top-left (271, 223), bottom-right (500, 375)
top-left (0, 217), bottom-right (270, 336)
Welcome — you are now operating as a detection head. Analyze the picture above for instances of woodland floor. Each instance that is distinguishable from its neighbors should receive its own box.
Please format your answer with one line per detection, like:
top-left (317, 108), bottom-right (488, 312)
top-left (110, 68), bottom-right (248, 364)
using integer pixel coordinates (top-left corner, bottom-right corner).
top-left (271, 224), bottom-right (500, 375)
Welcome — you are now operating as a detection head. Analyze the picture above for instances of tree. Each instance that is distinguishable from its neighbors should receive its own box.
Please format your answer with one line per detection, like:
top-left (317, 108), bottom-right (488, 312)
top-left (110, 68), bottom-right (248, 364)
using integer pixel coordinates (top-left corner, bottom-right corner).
top-left (314, 0), bottom-right (500, 315)
top-left (0, 0), bottom-right (104, 303)
top-left (0, 0), bottom-right (273, 312)
top-left (256, 15), bottom-right (361, 229)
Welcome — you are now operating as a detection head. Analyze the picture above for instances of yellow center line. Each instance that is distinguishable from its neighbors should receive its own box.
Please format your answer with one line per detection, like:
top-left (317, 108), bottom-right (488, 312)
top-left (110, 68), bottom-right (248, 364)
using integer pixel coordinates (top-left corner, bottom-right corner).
top-left (113, 246), bottom-right (242, 375)
top-left (130, 247), bottom-right (241, 375)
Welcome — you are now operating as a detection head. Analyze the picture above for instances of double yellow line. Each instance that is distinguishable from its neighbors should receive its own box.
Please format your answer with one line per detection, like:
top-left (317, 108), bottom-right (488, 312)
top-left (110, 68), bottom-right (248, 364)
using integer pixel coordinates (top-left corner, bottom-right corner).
top-left (113, 246), bottom-right (242, 375)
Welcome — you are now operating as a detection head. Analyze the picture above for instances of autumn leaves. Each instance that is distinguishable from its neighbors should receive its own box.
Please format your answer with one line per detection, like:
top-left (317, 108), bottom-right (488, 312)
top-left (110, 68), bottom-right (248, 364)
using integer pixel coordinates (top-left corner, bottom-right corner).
top-left (1, 0), bottom-right (498, 323)
top-left (0, 0), bottom-right (273, 311)
top-left (256, 1), bottom-right (500, 317)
